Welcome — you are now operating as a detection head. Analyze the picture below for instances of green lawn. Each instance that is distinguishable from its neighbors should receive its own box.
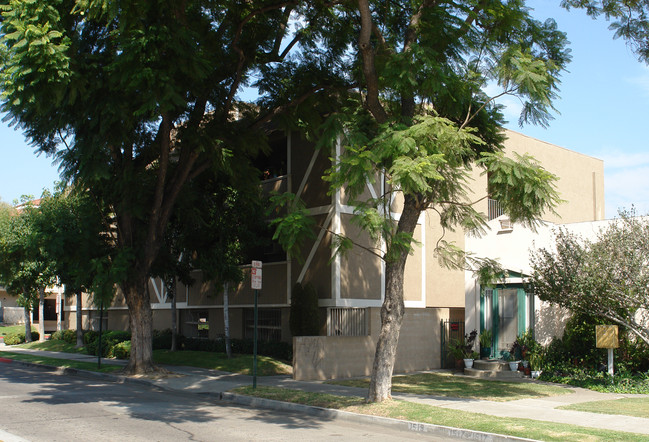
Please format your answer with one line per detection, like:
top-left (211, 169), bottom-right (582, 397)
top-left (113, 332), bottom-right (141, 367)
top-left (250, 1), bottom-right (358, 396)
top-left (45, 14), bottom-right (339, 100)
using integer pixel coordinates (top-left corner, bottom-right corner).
top-left (2, 338), bottom-right (292, 376)
top-left (153, 350), bottom-right (292, 376)
top-left (0, 324), bottom-right (36, 336)
top-left (233, 386), bottom-right (648, 442)
top-left (17, 340), bottom-right (86, 353)
top-left (558, 397), bottom-right (649, 419)
top-left (328, 372), bottom-right (572, 401)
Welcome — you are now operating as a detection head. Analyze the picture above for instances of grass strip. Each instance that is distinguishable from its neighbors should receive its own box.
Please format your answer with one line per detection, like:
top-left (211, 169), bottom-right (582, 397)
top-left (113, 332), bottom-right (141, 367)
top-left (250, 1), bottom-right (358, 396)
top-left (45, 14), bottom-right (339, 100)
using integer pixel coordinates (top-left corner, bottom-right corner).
top-left (327, 372), bottom-right (571, 402)
top-left (0, 351), bottom-right (122, 373)
top-left (558, 397), bottom-right (649, 419)
top-left (16, 340), bottom-right (86, 354)
top-left (152, 350), bottom-right (292, 376)
top-left (233, 386), bottom-right (648, 442)
top-left (0, 324), bottom-right (37, 336)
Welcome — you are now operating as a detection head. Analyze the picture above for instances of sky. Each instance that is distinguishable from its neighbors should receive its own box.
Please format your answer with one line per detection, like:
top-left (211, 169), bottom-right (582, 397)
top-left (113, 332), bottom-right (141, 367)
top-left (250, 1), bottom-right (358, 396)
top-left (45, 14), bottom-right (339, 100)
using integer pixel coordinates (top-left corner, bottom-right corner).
top-left (1, 0), bottom-right (648, 217)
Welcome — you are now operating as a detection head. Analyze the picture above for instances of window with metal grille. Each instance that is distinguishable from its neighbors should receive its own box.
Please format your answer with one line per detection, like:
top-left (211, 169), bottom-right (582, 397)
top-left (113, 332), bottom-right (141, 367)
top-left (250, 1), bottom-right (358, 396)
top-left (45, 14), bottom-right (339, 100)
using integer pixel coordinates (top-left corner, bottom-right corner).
top-left (327, 307), bottom-right (367, 336)
top-left (243, 308), bottom-right (282, 342)
top-left (488, 199), bottom-right (504, 220)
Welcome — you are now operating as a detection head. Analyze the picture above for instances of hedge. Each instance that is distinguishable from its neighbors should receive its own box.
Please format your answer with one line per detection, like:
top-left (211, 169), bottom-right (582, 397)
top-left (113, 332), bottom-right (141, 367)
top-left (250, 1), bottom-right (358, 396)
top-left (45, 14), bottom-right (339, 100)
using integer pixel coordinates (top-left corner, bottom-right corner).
top-left (3, 331), bottom-right (40, 345)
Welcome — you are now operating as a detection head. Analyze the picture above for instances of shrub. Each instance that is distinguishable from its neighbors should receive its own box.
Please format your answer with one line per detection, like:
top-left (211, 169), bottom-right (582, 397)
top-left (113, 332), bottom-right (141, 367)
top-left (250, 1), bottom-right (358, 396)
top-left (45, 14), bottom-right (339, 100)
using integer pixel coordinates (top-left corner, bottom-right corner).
top-left (110, 340), bottom-right (131, 359)
top-left (85, 330), bottom-right (131, 357)
top-left (180, 336), bottom-right (292, 361)
top-left (3, 331), bottom-right (39, 345)
top-left (51, 329), bottom-right (78, 344)
top-left (50, 330), bottom-right (65, 341)
top-left (152, 329), bottom-right (176, 350)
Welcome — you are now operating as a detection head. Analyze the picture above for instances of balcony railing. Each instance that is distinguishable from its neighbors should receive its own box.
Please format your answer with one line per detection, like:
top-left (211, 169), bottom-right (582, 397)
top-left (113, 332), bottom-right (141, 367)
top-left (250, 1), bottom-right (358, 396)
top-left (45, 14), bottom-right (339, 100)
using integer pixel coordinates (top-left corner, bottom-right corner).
top-left (488, 198), bottom-right (504, 221)
top-left (327, 307), bottom-right (368, 336)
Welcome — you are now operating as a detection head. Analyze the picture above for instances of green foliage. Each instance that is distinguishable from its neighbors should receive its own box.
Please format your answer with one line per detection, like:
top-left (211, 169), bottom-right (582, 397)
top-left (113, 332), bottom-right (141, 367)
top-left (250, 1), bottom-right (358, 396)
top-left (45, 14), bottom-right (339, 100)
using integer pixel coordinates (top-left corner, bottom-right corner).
top-left (448, 329), bottom-right (478, 360)
top-left (479, 329), bottom-right (493, 349)
top-left (3, 331), bottom-right (39, 345)
top-left (530, 211), bottom-right (649, 345)
top-left (0, 198), bottom-right (58, 312)
top-left (180, 336), bottom-right (292, 361)
top-left (51, 329), bottom-right (80, 345)
top-left (509, 329), bottom-right (541, 364)
top-left (541, 367), bottom-right (649, 394)
top-left (562, 0), bottom-right (649, 63)
top-left (480, 152), bottom-right (563, 228)
top-left (84, 330), bottom-right (131, 358)
top-left (269, 194), bottom-right (316, 262)
top-left (110, 340), bottom-right (131, 359)
top-left (289, 283), bottom-right (320, 337)
top-left (541, 312), bottom-right (649, 375)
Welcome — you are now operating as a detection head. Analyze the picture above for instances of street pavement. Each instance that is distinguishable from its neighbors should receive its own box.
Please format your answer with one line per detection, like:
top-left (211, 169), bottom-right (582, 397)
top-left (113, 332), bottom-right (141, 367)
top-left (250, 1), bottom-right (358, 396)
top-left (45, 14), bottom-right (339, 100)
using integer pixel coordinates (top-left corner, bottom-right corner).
top-left (1, 343), bottom-right (648, 440)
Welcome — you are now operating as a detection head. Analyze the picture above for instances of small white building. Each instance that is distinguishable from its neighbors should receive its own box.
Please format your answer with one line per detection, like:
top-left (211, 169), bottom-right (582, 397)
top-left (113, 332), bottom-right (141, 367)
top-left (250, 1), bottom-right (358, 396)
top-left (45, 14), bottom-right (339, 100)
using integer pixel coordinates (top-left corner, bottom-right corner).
top-left (465, 216), bottom-right (618, 356)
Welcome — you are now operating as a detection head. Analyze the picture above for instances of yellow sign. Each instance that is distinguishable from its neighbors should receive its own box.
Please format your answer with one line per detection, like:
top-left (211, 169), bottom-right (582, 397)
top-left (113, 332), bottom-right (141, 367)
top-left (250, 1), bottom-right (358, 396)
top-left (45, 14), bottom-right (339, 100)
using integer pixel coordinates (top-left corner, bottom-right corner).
top-left (596, 325), bottom-right (619, 349)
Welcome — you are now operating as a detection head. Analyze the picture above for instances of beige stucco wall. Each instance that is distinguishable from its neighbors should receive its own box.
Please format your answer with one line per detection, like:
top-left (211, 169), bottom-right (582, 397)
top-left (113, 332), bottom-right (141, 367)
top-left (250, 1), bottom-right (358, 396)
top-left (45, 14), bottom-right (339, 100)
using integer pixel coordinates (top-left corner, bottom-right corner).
top-left (340, 214), bottom-right (382, 300)
top-left (293, 307), bottom-right (449, 380)
top-left (502, 130), bottom-right (605, 223)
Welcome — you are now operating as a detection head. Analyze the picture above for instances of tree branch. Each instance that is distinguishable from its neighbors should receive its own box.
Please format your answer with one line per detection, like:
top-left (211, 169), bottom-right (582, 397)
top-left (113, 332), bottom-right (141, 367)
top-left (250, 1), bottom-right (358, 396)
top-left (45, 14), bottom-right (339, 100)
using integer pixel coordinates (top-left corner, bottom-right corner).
top-left (357, 0), bottom-right (389, 123)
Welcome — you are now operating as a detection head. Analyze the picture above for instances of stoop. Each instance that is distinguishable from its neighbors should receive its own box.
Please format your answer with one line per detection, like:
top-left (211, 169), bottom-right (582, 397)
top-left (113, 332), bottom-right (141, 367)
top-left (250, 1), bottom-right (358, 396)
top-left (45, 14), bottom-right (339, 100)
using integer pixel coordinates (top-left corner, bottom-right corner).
top-left (464, 360), bottom-right (525, 379)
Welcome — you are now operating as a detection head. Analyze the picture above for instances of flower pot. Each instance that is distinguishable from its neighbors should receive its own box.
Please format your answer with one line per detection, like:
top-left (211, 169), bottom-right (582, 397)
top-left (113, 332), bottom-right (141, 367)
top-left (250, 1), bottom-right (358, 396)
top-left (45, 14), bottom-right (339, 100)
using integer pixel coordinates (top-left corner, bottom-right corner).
top-left (463, 358), bottom-right (474, 369)
top-left (508, 361), bottom-right (519, 371)
top-left (480, 347), bottom-right (491, 359)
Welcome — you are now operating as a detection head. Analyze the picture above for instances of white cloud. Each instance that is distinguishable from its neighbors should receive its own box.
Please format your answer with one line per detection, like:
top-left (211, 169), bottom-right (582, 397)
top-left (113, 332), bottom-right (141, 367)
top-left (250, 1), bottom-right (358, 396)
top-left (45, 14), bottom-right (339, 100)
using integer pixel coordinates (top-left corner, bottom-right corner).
top-left (598, 150), bottom-right (649, 169)
top-left (604, 165), bottom-right (649, 217)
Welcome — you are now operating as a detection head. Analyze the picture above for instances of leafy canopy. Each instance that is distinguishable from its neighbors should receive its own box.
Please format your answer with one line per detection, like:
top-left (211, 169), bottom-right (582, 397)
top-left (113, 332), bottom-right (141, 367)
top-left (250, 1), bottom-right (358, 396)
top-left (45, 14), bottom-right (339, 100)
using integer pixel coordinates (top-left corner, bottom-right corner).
top-left (530, 210), bottom-right (649, 345)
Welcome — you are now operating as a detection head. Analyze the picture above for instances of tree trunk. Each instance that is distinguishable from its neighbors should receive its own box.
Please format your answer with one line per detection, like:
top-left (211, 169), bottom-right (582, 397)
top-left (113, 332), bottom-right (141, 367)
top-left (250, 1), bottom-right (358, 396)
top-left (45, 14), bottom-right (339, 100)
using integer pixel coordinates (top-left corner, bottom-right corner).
top-left (38, 287), bottom-right (45, 342)
top-left (367, 196), bottom-right (421, 403)
top-left (123, 278), bottom-right (157, 374)
top-left (24, 307), bottom-right (32, 343)
top-left (223, 281), bottom-right (232, 358)
top-left (56, 288), bottom-right (62, 332)
top-left (76, 291), bottom-right (84, 348)
top-left (167, 275), bottom-right (177, 352)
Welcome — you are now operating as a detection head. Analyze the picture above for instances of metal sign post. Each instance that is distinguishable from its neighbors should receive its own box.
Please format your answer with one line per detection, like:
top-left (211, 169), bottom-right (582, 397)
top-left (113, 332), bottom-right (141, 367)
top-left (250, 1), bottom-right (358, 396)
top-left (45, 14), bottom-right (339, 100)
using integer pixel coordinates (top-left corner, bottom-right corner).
top-left (596, 325), bottom-right (619, 377)
top-left (251, 261), bottom-right (262, 389)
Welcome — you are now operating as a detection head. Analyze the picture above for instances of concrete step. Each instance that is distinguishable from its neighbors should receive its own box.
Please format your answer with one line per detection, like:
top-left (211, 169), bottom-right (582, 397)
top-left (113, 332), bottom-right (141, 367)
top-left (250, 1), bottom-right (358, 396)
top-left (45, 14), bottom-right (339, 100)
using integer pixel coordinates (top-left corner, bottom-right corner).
top-left (463, 367), bottom-right (525, 379)
top-left (473, 359), bottom-right (510, 372)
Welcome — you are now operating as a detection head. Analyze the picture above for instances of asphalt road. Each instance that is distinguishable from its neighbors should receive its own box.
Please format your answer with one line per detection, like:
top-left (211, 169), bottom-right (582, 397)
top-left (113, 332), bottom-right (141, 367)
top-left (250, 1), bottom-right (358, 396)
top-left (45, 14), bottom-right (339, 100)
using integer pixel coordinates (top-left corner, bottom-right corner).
top-left (0, 363), bottom-right (446, 442)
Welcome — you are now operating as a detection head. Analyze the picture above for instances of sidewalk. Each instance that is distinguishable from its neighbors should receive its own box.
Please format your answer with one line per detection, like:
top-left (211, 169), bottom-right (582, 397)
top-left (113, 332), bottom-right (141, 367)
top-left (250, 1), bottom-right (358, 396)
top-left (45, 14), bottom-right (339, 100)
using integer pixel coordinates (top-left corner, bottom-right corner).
top-left (2, 345), bottom-right (648, 438)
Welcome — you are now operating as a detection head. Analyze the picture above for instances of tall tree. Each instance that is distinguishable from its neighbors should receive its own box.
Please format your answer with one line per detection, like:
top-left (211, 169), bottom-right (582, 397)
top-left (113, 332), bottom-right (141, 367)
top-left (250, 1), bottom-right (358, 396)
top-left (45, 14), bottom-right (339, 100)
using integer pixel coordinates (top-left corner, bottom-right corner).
top-left (0, 198), bottom-right (58, 342)
top-left (33, 186), bottom-right (112, 347)
top-left (269, 1), bottom-right (568, 402)
top-left (152, 164), bottom-right (267, 353)
top-left (530, 211), bottom-right (649, 345)
top-left (0, 0), bottom-right (341, 373)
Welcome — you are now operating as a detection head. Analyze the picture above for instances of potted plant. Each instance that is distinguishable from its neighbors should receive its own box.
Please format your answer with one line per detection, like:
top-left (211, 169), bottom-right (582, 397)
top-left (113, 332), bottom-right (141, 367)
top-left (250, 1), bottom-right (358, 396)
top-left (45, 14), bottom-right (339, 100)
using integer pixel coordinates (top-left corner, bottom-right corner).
top-left (505, 353), bottom-right (520, 371)
top-left (479, 329), bottom-right (493, 359)
top-left (528, 349), bottom-right (544, 379)
top-left (464, 351), bottom-right (480, 368)
top-left (448, 330), bottom-right (478, 369)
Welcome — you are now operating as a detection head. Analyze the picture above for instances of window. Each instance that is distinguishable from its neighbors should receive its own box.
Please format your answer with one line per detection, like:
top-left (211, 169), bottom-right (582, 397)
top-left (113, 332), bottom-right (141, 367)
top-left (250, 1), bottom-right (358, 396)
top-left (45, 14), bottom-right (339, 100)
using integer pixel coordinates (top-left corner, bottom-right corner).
top-left (182, 310), bottom-right (210, 338)
top-left (243, 308), bottom-right (282, 342)
top-left (327, 308), bottom-right (367, 336)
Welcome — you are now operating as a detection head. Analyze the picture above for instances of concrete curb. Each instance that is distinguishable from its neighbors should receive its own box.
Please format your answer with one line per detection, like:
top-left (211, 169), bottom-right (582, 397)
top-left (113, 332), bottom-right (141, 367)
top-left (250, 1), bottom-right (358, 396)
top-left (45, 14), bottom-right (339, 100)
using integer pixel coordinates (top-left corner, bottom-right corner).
top-left (218, 392), bottom-right (538, 442)
top-left (1, 357), bottom-right (537, 442)
top-left (0, 357), bottom-right (166, 391)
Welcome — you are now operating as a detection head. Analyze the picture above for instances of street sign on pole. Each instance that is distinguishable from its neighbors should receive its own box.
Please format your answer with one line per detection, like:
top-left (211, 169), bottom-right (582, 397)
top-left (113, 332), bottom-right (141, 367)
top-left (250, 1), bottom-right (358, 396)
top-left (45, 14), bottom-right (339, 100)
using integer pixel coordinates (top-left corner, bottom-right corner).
top-left (251, 261), bottom-right (262, 388)
top-left (251, 268), bottom-right (262, 290)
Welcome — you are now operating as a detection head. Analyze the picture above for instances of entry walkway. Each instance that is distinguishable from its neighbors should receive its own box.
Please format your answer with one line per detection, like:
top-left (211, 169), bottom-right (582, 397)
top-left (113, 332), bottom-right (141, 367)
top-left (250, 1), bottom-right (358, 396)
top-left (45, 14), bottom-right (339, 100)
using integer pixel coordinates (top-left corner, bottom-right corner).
top-left (1, 345), bottom-right (648, 436)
